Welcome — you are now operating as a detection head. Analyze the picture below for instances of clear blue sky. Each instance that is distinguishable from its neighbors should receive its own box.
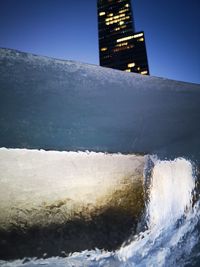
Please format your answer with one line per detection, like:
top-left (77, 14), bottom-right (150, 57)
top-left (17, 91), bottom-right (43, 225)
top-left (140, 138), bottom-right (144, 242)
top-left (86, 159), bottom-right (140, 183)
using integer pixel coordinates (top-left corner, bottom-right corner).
top-left (0, 0), bottom-right (199, 84)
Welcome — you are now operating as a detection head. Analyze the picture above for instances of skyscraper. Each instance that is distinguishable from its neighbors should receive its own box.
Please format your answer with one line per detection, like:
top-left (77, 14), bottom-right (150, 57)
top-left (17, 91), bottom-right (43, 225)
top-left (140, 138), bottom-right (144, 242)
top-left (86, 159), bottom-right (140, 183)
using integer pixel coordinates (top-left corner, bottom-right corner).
top-left (97, 0), bottom-right (149, 75)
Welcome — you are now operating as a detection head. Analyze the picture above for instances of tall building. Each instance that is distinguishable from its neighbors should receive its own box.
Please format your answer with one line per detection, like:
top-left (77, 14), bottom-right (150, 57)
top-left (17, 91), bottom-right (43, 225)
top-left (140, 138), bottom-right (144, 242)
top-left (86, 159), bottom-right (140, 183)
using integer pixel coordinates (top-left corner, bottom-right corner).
top-left (97, 0), bottom-right (149, 75)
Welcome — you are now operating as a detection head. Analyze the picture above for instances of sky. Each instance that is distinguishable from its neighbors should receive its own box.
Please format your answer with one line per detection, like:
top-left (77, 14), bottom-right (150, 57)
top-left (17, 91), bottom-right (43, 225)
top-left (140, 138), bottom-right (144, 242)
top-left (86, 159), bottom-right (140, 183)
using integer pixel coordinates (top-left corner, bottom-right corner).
top-left (0, 0), bottom-right (199, 84)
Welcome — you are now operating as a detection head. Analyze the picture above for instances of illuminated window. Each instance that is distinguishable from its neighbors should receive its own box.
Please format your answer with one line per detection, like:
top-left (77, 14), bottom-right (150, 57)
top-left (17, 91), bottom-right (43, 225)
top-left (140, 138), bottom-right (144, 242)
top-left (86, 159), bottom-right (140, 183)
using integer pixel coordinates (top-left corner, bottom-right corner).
top-left (117, 35), bottom-right (134, 42)
top-left (105, 14), bottom-right (125, 21)
top-left (128, 62), bottom-right (135, 68)
top-left (101, 47), bottom-right (108, 52)
top-left (137, 67), bottom-right (141, 71)
top-left (117, 33), bottom-right (143, 41)
top-left (138, 37), bottom-right (144, 42)
top-left (133, 33), bottom-right (144, 38)
top-left (99, 12), bottom-right (106, 16)
top-left (116, 42), bottom-right (128, 47)
top-left (119, 9), bottom-right (128, 13)
top-left (141, 70), bottom-right (148, 75)
top-left (113, 45), bottom-right (134, 52)
top-left (106, 15), bottom-right (130, 25)
top-left (125, 4), bottom-right (129, 7)
top-left (108, 13), bottom-right (113, 17)
top-left (125, 69), bottom-right (131, 72)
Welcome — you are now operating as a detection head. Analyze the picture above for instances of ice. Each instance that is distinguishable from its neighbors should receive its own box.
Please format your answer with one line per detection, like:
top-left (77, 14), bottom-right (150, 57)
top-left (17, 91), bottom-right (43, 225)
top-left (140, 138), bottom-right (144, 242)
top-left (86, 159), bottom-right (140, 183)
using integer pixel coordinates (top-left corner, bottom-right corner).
top-left (0, 47), bottom-right (200, 160)
top-left (0, 148), bottom-right (145, 259)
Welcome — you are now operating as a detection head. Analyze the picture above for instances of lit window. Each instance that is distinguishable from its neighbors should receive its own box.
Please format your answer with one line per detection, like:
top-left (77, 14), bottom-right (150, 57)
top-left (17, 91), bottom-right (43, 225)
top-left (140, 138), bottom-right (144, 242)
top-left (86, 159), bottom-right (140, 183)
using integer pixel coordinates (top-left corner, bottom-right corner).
top-left (108, 13), bottom-right (113, 17)
top-left (125, 4), bottom-right (129, 7)
top-left (128, 62), bottom-right (135, 68)
top-left (141, 70), bottom-right (148, 75)
top-left (116, 42), bottom-right (128, 47)
top-left (138, 37), bottom-right (144, 42)
top-left (133, 33), bottom-right (144, 38)
top-left (106, 15), bottom-right (130, 25)
top-left (117, 35), bottom-right (134, 42)
top-left (113, 44), bottom-right (134, 52)
top-left (99, 12), bottom-right (106, 16)
top-left (101, 47), bottom-right (108, 52)
top-left (115, 27), bottom-right (120, 31)
top-left (125, 69), bottom-right (131, 72)
top-left (119, 9), bottom-right (128, 13)
top-left (137, 67), bottom-right (141, 71)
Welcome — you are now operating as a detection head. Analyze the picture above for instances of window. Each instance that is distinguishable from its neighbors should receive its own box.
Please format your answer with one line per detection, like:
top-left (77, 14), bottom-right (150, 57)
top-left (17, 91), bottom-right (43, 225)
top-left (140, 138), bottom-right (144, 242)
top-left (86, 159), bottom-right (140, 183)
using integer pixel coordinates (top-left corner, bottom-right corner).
top-left (99, 12), bottom-right (106, 16)
top-left (141, 70), bottom-right (148, 75)
top-left (117, 35), bottom-right (134, 42)
top-left (133, 33), bottom-right (143, 38)
top-left (101, 47), bottom-right (108, 52)
top-left (128, 62), bottom-right (135, 68)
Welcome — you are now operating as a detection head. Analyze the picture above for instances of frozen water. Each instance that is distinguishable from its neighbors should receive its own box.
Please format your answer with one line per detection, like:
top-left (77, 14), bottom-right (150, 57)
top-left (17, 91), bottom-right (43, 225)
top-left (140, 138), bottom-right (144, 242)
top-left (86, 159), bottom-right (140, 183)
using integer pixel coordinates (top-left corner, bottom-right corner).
top-left (0, 48), bottom-right (200, 161)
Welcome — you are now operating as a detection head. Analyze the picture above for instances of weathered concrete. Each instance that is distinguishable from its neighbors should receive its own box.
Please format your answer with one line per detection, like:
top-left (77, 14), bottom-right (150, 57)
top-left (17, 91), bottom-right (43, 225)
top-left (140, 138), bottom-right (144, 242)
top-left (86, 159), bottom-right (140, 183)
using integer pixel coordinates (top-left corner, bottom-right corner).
top-left (0, 148), bottom-right (145, 259)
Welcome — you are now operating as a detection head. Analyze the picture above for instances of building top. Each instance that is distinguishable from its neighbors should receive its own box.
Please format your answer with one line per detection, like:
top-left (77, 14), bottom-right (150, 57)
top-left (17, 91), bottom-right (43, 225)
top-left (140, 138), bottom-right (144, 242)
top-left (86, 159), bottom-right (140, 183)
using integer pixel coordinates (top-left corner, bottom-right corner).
top-left (97, 0), bottom-right (150, 75)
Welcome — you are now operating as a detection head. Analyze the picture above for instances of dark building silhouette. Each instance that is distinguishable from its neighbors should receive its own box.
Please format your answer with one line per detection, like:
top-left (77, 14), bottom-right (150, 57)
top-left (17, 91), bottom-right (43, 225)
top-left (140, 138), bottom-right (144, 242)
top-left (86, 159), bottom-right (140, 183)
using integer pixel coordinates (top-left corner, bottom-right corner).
top-left (97, 0), bottom-right (149, 75)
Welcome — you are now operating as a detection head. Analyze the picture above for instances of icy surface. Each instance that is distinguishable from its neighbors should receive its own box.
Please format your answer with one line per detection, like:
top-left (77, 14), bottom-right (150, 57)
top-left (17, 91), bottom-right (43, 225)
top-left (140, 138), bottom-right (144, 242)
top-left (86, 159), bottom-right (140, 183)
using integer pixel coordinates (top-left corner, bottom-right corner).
top-left (0, 157), bottom-right (199, 266)
top-left (0, 48), bottom-right (200, 161)
top-left (0, 148), bottom-right (145, 231)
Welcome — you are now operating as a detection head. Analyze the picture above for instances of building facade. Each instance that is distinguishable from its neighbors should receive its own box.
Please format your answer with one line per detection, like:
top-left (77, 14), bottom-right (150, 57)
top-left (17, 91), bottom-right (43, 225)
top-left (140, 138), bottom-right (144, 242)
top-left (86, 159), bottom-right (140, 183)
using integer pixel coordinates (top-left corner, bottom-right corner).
top-left (97, 0), bottom-right (149, 75)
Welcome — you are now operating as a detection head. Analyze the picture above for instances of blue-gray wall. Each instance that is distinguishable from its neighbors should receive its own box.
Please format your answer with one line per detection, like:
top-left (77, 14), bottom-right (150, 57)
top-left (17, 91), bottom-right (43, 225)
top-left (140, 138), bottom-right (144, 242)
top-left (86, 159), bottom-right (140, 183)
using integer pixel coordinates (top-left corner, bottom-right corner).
top-left (0, 48), bottom-right (200, 162)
